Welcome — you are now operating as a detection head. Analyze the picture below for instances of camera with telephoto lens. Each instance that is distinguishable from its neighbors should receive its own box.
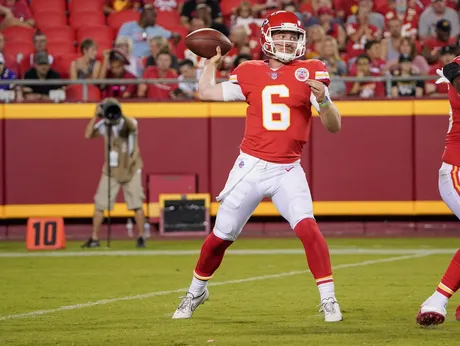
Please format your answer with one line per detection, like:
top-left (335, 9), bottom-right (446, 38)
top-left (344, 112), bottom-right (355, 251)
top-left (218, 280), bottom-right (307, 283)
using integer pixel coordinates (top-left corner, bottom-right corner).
top-left (100, 100), bottom-right (122, 123)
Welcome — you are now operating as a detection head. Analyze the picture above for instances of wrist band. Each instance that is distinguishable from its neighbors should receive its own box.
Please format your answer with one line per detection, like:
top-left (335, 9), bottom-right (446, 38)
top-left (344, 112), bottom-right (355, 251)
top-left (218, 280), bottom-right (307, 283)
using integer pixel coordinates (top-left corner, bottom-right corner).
top-left (318, 96), bottom-right (331, 108)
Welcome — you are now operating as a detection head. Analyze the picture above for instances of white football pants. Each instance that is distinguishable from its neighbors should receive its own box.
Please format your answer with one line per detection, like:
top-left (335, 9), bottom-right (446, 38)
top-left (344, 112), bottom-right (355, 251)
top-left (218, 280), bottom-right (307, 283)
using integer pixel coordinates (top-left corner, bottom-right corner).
top-left (439, 162), bottom-right (460, 219)
top-left (213, 152), bottom-right (314, 241)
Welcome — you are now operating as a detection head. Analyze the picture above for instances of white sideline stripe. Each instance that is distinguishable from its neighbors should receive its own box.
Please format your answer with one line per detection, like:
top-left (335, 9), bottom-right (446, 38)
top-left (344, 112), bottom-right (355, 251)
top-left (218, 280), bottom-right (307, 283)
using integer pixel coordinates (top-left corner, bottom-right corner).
top-left (0, 248), bottom-right (457, 258)
top-left (0, 253), bottom-right (431, 321)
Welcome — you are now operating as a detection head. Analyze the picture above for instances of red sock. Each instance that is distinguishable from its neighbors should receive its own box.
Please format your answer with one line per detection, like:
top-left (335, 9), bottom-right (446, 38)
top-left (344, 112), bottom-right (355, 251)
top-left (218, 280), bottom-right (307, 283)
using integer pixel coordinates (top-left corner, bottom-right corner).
top-left (437, 249), bottom-right (460, 298)
top-left (193, 232), bottom-right (233, 280)
top-left (294, 218), bottom-right (333, 284)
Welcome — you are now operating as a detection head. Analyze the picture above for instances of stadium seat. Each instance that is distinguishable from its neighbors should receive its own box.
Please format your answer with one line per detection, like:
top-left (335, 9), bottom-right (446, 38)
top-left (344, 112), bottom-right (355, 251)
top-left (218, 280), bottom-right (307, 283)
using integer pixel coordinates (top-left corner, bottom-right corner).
top-left (68, 0), bottom-right (103, 14)
top-left (4, 41), bottom-right (34, 60)
top-left (40, 26), bottom-right (76, 43)
top-left (30, 0), bottom-right (66, 14)
top-left (2, 26), bottom-right (35, 43)
top-left (66, 84), bottom-right (102, 102)
top-left (155, 11), bottom-right (181, 28)
top-left (77, 25), bottom-right (114, 44)
top-left (35, 11), bottom-right (68, 29)
top-left (107, 10), bottom-right (140, 33)
top-left (46, 41), bottom-right (77, 56)
top-left (53, 53), bottom-right (81, 78)
top-left (70, 11), bottom-right (106, 28)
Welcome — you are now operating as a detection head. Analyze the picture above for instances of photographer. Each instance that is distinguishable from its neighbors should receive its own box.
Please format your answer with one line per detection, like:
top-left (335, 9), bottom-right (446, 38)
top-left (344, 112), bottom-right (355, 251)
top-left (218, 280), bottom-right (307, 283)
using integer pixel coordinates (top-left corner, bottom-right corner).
top-left (82, 98), bottom-right (146, 248)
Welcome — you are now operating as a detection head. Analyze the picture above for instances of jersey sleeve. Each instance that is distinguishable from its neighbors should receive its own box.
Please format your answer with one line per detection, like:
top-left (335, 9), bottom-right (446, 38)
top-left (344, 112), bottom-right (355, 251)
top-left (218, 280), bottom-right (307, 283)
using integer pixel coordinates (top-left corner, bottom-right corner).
top-left (222, 81), bottom-right (245, 101)
top-left (308, 59), bottom-right (331, 86)
top-left (226, 61), bottom-right (250, 100)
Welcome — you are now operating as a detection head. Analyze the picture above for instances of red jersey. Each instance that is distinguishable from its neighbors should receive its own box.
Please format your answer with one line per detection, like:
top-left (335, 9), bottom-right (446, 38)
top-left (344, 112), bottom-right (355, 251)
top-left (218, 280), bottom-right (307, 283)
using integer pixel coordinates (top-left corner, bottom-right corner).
top-left (142, 66), bottom-right (177, 100)
top-left (423, 37), bottom-right (457, 53)
top-left (228, 59), bottom-right (330, 163)
top-left (442, 56), bottom-right (460, 166)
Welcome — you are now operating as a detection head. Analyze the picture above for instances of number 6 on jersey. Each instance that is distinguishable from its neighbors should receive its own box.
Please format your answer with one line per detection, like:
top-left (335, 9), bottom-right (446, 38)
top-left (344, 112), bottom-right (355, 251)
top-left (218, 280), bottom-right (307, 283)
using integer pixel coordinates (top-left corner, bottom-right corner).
top-left (262, 85), bottom-right (290, 131)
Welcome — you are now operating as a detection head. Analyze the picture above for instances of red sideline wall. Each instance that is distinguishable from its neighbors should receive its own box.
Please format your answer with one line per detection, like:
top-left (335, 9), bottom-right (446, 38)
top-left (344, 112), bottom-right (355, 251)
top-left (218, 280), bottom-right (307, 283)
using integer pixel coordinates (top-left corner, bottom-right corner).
top-left (0, 99), bottom-right (453, 219)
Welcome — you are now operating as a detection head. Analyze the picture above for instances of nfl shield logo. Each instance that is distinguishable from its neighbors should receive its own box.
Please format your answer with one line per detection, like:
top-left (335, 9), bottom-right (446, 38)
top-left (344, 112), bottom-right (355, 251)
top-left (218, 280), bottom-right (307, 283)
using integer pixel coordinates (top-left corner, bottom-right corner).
top-left (271, 72), bottom-right (278, 80)
top-left (239, 160), bottom-right (245, 168)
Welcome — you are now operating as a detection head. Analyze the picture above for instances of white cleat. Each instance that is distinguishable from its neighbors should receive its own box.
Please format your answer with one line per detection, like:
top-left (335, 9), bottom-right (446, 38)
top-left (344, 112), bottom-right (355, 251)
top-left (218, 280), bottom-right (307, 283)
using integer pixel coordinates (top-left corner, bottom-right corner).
top-left (172, 289), bottom-right (209, 319)
top-left (416, 298), bottom-right (447, 327)
top-left (319, 297), bottom-right (343, 322)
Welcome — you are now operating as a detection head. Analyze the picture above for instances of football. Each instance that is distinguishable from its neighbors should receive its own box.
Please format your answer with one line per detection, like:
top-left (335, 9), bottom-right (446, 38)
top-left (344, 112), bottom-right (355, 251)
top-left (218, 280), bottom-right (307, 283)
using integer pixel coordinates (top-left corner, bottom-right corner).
top-left (184, 28), bottom-right (233, 59)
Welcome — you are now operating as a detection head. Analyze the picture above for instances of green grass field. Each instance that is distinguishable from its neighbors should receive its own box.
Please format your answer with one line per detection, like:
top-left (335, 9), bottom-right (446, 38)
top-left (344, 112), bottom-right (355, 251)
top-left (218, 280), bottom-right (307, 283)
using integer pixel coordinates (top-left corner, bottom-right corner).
top-left (1, 237), bottom-right (460, 345)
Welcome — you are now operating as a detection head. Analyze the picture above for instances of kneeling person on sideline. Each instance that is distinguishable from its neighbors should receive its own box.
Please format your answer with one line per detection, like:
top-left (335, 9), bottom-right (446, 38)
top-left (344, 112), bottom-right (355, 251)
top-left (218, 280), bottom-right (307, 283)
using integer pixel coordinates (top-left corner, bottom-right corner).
top-left (82, 98), bottom-right (147, 248)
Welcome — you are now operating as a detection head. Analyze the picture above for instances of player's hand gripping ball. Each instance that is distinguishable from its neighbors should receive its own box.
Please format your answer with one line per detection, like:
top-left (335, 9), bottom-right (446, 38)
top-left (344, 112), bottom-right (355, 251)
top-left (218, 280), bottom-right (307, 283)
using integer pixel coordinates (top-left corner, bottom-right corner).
top-left (184, 28), bottom-right (233, 59)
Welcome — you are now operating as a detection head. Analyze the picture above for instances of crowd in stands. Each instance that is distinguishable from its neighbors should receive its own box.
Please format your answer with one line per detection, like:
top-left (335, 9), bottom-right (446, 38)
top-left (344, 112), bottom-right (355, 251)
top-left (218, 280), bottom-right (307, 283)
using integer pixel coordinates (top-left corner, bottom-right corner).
top-left (0, 0), bottom-right (459, 102)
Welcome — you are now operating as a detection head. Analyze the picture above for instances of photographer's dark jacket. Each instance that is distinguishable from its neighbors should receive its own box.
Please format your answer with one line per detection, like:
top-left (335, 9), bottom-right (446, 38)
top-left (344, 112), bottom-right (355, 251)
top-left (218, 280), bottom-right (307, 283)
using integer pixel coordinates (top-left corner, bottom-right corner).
top-left (87, 117), bottom-right (143, 183)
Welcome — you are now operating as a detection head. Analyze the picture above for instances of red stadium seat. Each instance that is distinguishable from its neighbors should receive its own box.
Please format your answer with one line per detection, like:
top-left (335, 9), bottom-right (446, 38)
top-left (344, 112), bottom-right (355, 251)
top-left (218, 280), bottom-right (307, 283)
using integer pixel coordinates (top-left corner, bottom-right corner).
top-left (77, 25), bottom-right (114, 44)
top-left (68, 0), bottom-right (103, 14)
top-left (53, 53), bottom-right (81, 78)
top-left (66, 84), bottom-right (102, 102)
top-left (4, 41), bottom-right (34, 60)
top-left (70, 11), bottom-right (106, 28)
top-left (30, 0), bottom-right (66, 14)
top-left (40, 26), bottom-right (76, 43)
top-left (2, 26), bottom-right (35, 43)
top-left (46, 41), bottom-right (77, 56)
top-left (107, 10), bottom-right (140, 33)
top-left (155, 11), bottom-right (181, 28)
top-left (35, 11), bottom-right (68, 29)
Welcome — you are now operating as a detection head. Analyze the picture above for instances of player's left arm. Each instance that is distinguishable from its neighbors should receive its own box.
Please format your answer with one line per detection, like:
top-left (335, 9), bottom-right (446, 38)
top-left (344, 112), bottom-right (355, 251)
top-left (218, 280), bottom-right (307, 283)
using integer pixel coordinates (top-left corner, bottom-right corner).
top-left (443, 61), bottom-right (460, 94)
top-left (307, 79), bottom-right (341, 134)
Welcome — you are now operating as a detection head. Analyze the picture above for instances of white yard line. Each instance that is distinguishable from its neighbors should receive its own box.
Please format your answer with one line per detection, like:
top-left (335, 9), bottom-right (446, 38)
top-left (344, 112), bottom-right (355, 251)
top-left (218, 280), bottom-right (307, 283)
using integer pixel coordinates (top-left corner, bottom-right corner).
top-left (0, 252), bottom-right (432, 321)
top-left (0, 248), bottom-right (457, 258)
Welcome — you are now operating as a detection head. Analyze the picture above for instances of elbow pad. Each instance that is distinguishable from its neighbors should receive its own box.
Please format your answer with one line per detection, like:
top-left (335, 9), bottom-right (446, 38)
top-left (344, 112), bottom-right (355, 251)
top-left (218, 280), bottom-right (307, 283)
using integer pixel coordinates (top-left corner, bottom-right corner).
top-left (443, 62), bottom-right (460, 84)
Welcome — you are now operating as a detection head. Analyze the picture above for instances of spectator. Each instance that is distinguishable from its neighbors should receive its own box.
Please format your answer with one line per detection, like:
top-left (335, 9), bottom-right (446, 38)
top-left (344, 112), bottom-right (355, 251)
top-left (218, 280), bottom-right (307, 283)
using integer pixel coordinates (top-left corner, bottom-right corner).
top-left (418, 0), bottom-right (460, 40)
top-left (180, 0), bottom-right (222, 28)
top-left (149, 0), bottom-right (182, 13)
top-left (381, 1), bottom-right (419, 38)
top-left (117, 4), bottom-right (175, 58)
top-left (232, 0), bottom-right (264, 34)
top-left (70, 39), bottom-right (101, 80)
top-left (381, 18), bottom-right (403, 61)
top-left (347, 54), bottom-right (386, 98)
top-left (104, 0), bottom-right (141, 15)
top-left (28, 32), bottom-right (54, 68)
top-left (0, 52), bottom-right (21, 101)
top-left (319, 36), bottom-right (347, 97)
top-left (305, 25), bottom-right (325, 59)
top-left (425, 45), bottom-right (457, 96)
top-left (391, 55), bottom-right (424, 97)
top-left (178, 59), bottom-right (198, 99)
top-left (23, 52), bottom-right (62, 101)
top-left (316, 7), bottom-right (346, 50)
top-left (0, 0), bottom-right (34, 30)
top-left (234, 53), bottom-right (252, 68)
top-left (422, 19), bottom-right (457, 64)
top-left (143, 36), bottom-right (179, 71)
top-left (346, 7), bottom-right (381, 60)
top-left (385, 37), bottom-right (430, 74)
top-left (100, 49), bottom-right (137, 99)
top-left (114, 36), bottom-right (141, 76)
top-left (138, 51), bottom-right (178, 100)
top-left (194, 3), bottom-right (228, 36)
top-left (346, 0), bottom-right (385, 31)
top-left (224, 25), bottom-right (261, 70)
top-left (365, 40), bottom-right (386, 73)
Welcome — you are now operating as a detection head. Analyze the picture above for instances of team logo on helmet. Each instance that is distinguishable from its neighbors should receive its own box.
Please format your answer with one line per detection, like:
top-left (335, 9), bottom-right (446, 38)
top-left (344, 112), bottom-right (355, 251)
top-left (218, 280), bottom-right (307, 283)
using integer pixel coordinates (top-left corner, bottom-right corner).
top-left (295, 68), bottom-right (309, 82)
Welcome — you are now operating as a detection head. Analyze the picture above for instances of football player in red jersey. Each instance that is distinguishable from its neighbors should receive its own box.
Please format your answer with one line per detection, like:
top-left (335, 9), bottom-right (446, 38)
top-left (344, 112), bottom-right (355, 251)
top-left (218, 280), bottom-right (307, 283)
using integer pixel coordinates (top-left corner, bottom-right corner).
top-left (417, 56), bottom-right (460, 327)
top-left (173, 11), bottom-right (343, 322)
